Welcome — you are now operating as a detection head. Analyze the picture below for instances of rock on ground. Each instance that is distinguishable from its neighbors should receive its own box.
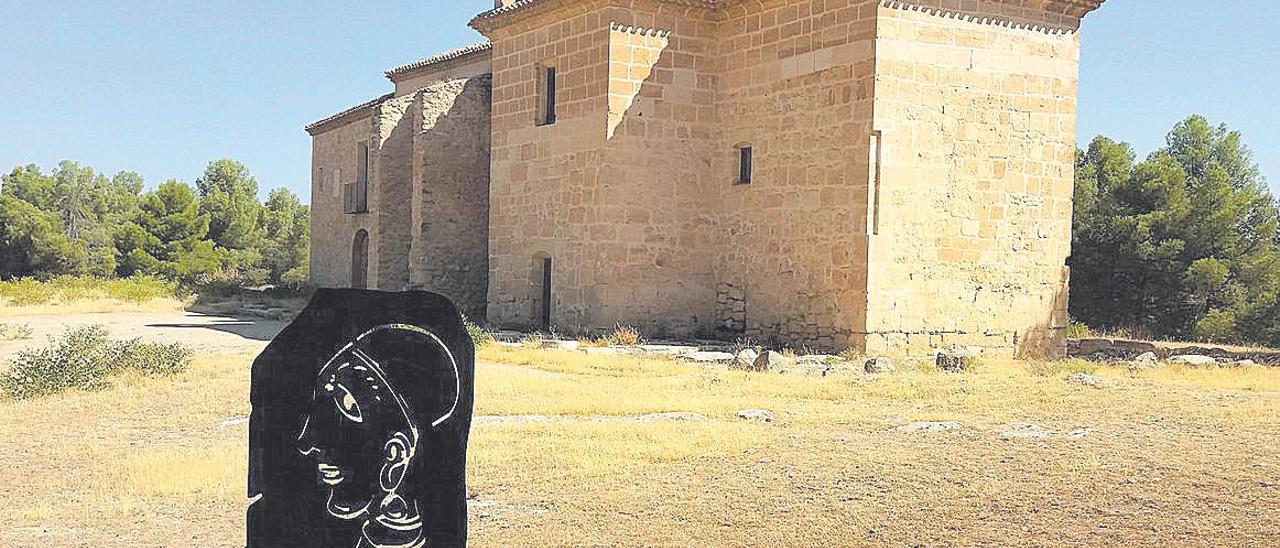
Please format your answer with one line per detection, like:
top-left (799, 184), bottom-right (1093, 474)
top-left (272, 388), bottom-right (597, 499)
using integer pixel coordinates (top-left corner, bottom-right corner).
top-left (935, 350), bottom-right (970, 373)
top-left (678, 351), bottom-right (735, 364)
top-left (581, 347), bottom-right (631, 356)
top-left (1169, 355), bottom-right (1218, 366)
top-left (636, 344), bottom-right (701, 356)
top-left (737, 409), bottom-right (773, 422)
top-left (635, 412), bottom-right (708, 423)
top-left (752, 350), bottom-right (788, 372)
top-left (864, 357), bottom-right (895, 374)
top-left (1132, 352), bottom-right (1159, 369)
top-left (893, 421), bottom-right (963, 433)
top-left (544, 340), bottom-right (580, 351)
top-left (1066, 372), bottom-right (1110, 388)
top-left (731, 348), bottom-right (760, 371)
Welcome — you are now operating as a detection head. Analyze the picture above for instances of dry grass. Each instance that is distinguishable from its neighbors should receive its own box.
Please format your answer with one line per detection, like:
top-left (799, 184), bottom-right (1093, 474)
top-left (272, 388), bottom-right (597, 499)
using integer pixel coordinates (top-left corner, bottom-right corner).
top-left (0, 276), bottom-right (188, 316)
top-left (1, 336), bottom-right (1278, 546)
top-left (0, 297), bottom-right (187, 316)
top-left (119, 445), bottom-right (246, 500)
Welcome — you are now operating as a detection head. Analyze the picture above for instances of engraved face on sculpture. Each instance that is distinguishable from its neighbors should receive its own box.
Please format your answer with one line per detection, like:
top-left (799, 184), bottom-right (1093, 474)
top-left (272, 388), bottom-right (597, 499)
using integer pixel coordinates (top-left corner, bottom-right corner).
top-left (296, 325), bottom-right (459, 548)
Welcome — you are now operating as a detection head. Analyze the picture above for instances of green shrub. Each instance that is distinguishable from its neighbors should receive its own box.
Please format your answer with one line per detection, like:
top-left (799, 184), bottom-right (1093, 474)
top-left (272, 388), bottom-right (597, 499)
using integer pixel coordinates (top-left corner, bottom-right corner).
top-left (0, 325), bottom-right (192, 400)
top-left (1193, 310), bottom-right (1237, 344)
top-left (463, 316), bottom-right (492, 348)
top-left (110, 338), bottom-right (193, 376)
top-left (48, 275), bottom-right (98, 302)
top-left (103, 275), bottom-right (179, 304)
top-left (280, 264), bottom-right (310, 290)
top-left (0, 276), bottom-right (180, 306)
top-left (0, 278), bottom-right (55, 305)
top-left (1065, 320), bottom-right (1093, 339)
top-left (0, 322), bottom-right (34, 340)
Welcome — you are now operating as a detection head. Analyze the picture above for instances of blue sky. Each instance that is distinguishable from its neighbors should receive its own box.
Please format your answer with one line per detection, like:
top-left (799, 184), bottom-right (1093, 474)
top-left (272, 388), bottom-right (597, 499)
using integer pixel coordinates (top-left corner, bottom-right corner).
top-left (1, 0), bottom-right (1276, 202)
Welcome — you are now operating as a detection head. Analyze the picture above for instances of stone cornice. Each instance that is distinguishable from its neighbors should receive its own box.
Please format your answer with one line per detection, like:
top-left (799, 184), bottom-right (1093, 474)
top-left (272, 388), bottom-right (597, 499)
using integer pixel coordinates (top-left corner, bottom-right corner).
top-left (471, 0), bottom-right (1104, 33)
top-left (304, 93), bottom-right (392, 136)
top-left (879, 0), bottom-right (1105, 33)
top-left (384, 42), bottom-right (493, 82)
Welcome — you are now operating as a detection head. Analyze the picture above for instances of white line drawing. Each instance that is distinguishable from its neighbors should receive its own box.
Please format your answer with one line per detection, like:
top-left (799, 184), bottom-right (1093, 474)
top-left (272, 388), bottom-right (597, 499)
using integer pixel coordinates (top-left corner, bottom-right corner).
top-left (296, 324), bottom-right (461, 548)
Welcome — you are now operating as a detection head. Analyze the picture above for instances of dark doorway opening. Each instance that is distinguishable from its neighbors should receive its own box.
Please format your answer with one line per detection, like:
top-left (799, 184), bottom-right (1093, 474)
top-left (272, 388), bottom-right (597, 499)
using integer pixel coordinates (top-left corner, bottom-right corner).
top-left (352, 229), bottom-right (369, 289)
top-left (539, 257), bottom-right (552, 330)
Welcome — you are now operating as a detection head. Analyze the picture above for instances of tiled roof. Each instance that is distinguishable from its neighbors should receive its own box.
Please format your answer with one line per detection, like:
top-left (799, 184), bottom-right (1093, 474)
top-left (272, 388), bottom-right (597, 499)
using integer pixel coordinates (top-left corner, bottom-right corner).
top-left (384, 41), bottom-right (493, 81)
top-left (304, 93), bottom-right (393, 135)
top-left (471, 0), bottom-right (722, 32)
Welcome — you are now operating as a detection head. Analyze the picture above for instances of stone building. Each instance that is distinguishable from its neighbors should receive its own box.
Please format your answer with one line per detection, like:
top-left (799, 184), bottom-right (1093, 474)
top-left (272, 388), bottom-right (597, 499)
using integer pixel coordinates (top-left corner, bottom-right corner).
top-left (306, 0), bottom-right (1106, 357)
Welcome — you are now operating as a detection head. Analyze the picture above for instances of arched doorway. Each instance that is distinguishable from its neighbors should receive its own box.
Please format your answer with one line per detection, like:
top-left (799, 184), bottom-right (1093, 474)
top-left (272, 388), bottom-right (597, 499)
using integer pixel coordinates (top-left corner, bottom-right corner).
top-left (351, 229), bottom-right (369, 289)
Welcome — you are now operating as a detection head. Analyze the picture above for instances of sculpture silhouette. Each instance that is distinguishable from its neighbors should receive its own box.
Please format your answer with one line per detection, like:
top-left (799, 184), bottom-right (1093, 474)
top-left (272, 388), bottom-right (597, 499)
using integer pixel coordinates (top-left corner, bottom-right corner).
top-left (248, 289), bottom-right (474, 548)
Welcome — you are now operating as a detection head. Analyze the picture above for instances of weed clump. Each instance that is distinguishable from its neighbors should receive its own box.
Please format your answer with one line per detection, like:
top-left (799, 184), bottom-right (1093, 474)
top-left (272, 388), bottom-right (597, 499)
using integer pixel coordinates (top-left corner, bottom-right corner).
top-left (0, 322), bottom-right (34, 341)
top-left (463, 316), bottom-right (492, 348)
top-left (0, 325), bottom-right (192, 400)
top-left (608, 324), bottom-right (642, 346)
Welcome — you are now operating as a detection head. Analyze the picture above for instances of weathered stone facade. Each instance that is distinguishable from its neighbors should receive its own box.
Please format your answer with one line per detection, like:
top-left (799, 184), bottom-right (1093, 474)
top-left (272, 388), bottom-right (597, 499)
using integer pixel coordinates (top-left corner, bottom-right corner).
top-left (307, 0), bottom-right (1105, 357)
top-left (307, 46), bottom-right (492, 320)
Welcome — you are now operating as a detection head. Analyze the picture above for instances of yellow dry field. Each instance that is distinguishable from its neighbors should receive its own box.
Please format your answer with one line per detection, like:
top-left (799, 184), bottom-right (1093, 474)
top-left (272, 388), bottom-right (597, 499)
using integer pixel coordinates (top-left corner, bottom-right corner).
top-left (1, 345), bottom-right (1278, 546)
top-left (0, 297), bottom-right (187, 317)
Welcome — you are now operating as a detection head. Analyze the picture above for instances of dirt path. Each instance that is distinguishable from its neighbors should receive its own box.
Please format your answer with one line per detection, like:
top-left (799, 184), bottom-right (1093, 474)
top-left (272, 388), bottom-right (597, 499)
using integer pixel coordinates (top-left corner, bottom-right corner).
top-left (0, 311), bottom-right (285, 363)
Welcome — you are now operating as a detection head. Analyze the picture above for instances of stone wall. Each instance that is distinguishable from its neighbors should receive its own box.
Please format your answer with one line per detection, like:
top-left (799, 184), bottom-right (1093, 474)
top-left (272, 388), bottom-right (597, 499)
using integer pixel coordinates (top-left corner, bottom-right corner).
top-left (865, 0), bottom-right (1083, 357)
top-left (593, 11), bottom-right (722, 338)
top-left (409, 77), bottom-right (493, 321)
top-left (309, 115), bottom-right (378, 288)
top-left (482, 0), bottom-right (881, 346)
top-left (713, 0), bottom-right (878, 350)
top-left (393, 57), bottom-right (493, 97)
top-left (372, 94), bottom-right (417, 290)
top-left (485, 1), bottom-right (614, 330)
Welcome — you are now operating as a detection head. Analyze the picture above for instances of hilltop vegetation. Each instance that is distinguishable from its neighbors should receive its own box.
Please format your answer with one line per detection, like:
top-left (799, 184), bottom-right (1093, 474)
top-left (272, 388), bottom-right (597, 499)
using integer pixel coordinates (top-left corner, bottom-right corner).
top-left (0, 159), bottom-right (308, 288)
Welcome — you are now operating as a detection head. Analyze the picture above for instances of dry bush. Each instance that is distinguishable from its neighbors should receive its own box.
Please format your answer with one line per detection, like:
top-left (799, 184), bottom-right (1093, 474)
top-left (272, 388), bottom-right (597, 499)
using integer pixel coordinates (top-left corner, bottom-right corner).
top-left (608, 324), bottom-right (642, 346)
top-left (518, 333), bottom-right (546, 348)
top-left (837, 347), bottom-right (862, 361)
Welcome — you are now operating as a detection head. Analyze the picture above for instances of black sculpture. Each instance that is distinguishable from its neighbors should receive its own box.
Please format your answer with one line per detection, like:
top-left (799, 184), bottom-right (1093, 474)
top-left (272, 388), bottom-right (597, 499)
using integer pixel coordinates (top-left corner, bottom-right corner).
top-left (248, 289), bottom-right (474, 548)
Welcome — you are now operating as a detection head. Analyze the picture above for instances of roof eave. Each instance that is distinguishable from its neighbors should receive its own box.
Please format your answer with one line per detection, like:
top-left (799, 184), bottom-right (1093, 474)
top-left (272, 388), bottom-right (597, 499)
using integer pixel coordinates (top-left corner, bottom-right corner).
top-left (303, 93), bottom-right (392, 136)
top-left (384, 42), bottom-right (493, 82)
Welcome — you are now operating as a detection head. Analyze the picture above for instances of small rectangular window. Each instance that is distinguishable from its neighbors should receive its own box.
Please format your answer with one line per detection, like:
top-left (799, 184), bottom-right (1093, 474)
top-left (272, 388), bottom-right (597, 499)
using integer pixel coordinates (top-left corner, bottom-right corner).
top-left (356, 142), bottom-right (369, 183)
top-left (736, 146), bottom-right (753, 184)
top-left (538, 65), bottom-right (557, 126)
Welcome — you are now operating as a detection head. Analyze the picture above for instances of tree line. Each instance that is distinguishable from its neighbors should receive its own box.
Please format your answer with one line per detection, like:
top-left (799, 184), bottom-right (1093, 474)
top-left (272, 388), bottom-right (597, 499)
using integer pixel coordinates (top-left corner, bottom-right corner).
top-left (0, 159), bottom-right (309, 287)
top-left (1071, 115), bottom-right (1280, 347)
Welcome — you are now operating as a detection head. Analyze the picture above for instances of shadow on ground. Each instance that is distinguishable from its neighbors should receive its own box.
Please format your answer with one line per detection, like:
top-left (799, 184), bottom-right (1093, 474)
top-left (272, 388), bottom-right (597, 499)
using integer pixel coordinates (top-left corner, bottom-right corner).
top-left (147, 314), bottom-right (285, 342)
